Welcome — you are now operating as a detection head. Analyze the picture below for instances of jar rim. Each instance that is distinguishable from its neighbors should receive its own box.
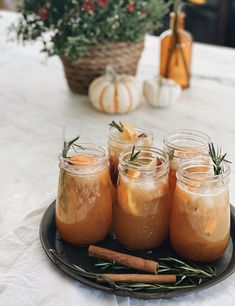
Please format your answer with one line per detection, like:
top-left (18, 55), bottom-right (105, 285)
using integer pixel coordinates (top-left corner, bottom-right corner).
top-left (177, 157), bottom-right (231, 188)
top-left (108, 127), bottom-right (153, 145)
top-left (164, 129), bottom-right (210, 153)
top-left (59, 143), bottom-right (108, 168)
top-left (119, 146), bottom-right (169, 179)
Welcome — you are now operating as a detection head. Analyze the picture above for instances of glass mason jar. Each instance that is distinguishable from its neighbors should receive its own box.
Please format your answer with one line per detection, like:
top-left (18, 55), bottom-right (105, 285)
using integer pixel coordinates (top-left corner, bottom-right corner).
top-left (164, 130), bottom-right (211, 204)
top-left (108, 128), bottom-right (153, 187)
top-left (170, 158), bottom-right (230, 262)
top-left (56, 144), bottom-right (112, 245)
top-left (113, 146), bottom-right (170, 250)
top-left (160, 12), bottom-right (193, 89)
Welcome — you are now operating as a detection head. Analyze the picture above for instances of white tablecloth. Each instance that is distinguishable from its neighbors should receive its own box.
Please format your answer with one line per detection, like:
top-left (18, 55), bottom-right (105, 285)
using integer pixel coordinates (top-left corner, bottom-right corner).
top-left (1, 196), bottom-right (235, 306)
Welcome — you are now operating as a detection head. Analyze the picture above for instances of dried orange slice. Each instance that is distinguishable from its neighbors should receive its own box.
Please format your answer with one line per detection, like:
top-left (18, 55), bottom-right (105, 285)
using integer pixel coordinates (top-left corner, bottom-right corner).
top-left (126, 168), bottom-right (140, 178)
top-left (126, 190), bottom-right (140, 215)
top-left (146, 158), bottom-right (156, 169)
top-left (118, 176), bottom-right (139, 215)
top-left (69, 154), bottom-right (95, 166)
top-left (187, 171), bottom-right (206, 191)
top-left (120, 122), bottom-right (137, 141)
top-left (146, 157), bottom-right (162, 170)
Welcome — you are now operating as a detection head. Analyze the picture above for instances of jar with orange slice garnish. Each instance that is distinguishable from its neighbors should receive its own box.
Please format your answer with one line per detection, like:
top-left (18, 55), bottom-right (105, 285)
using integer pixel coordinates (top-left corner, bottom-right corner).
top-left (164, 130), bottom-right (211, 206)
top-left (113, 146), bottom-right (170, 250)
top-left (56, 137), bottom-right (112, 245)
top-left (170, 150), bottom-right (231, 262)
top-left (108, 121), bottom-right (153, 187)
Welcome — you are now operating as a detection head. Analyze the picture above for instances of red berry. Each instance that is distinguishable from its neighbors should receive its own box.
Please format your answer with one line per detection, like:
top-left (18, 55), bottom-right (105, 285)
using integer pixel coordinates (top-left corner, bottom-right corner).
top-left (126, 2), bottom-right (135, 13)
top-left (38, 4), bottom-right (48, 21)
top-left (83, 0), bottom-right (95, 13)
top-left (97, 0), bottom-right (109, 8)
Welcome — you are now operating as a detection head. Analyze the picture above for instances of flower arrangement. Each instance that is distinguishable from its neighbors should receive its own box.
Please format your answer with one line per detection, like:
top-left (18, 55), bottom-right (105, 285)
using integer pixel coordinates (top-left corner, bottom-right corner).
top-left (12, 0), bottom-right (169, 60)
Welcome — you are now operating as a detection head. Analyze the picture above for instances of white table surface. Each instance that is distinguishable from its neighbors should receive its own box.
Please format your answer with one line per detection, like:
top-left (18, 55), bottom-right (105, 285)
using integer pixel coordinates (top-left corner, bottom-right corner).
top-left (1, 11), bottom-right (235, 306)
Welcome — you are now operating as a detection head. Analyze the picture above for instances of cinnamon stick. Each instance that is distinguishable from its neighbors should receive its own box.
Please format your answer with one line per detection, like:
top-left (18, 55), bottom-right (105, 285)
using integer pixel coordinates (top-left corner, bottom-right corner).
top-left (88, 245), bottom-right (158, 274)
top-left (97, 274), bottom-right (176, 284)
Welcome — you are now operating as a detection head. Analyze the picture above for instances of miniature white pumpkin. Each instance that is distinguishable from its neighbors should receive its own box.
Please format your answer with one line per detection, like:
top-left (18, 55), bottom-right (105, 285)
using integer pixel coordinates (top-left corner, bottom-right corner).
top-left (143, 76), bottom-right (181, 108)
top-left (89, 66), bottom-right (142, 114)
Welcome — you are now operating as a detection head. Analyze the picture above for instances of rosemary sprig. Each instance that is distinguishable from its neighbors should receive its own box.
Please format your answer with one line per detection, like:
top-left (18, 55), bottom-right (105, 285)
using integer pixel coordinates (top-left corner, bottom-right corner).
top-left (208, 143), bottom-right (231, 175)
top-left (95, 257), bottom-right (215, 278)
top-left (62, 135), bottom-right (84, 158)
top-left (94, 261), bottom-right (128, 271)
top-left (127, 145), bottom-right (141, 165)
top-left (109, 121), bottom-right (124, 132)
top-left (158, 257), bottom-right (216, 278)
top-left (126, 283), bottom-right (196, 292)
top-left (94, 256), bottom-right (216, 292)
top-left (95, 260), bottom-right (129, 271)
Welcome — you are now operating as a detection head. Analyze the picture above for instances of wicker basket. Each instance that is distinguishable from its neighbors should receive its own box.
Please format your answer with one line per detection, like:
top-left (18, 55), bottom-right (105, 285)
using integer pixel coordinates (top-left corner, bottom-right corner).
top-left (60, 39), bottom-right (145, 95)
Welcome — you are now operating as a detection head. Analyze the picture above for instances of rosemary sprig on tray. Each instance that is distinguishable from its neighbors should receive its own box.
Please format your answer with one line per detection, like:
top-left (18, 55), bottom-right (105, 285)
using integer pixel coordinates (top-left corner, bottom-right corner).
top-left (208, 143), bottom-right (231, 175)
top-left (117, 282), bottom-right (196, 292)
top-left (109, 121), bottom-right (124, 132)
top-left (62, 135), bottom-right (84, 158)
top-left (158, 257), bottom-right (216, 278)
top-left (127, 146), bottom-right (141, 165)
top-left (95, 261), bottom-right (129, 271)
top-left (94, 257), bottom-right (216, 292)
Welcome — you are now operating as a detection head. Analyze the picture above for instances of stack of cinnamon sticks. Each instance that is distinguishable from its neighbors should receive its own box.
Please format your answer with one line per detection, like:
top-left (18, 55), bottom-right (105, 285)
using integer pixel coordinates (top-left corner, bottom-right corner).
top-left (88, 245), bottom-right (176, 284)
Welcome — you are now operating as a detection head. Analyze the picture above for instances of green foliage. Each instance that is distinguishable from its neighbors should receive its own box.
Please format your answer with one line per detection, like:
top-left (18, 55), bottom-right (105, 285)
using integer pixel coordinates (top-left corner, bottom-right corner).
top-left (11, 0), bottom-right (170, 60)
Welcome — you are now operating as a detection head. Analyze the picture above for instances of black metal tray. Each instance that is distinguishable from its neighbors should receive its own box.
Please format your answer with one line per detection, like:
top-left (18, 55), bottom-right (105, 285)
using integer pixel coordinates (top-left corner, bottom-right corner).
top-left (39, 201), bottom-right (235, 299)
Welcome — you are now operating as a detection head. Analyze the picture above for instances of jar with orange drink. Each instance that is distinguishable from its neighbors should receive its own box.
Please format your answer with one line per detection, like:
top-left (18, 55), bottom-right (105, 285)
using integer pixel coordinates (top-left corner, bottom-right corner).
top-left (108, 121), bottom-right (153, 187)
top-left (170, 147), bottom-right (231, 262)
top-left (56, 138), bottom-right (112, 245)
top-left (113, 146), bottom-right (170, 250)
top-left (164, 130), bottom-right (211, 205)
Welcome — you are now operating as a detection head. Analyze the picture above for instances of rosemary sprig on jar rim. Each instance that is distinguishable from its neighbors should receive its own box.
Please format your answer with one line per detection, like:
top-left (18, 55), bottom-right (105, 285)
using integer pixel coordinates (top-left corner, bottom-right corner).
top-left (62, 135), bottom-right (84, 158)
top-left (109, 121), bottom-right (124, 132)
top-left (127, 145), bottom-right (141, 166)
top-left (208, 143), bottom-right (231, 175)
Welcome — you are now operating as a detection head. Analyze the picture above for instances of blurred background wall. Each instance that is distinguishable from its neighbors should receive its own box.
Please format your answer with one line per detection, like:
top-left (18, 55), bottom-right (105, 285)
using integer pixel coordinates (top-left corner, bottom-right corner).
top-left (1, 0), bottom-right (235, 47)
top-left (182, 0), bottom-right (235, 47)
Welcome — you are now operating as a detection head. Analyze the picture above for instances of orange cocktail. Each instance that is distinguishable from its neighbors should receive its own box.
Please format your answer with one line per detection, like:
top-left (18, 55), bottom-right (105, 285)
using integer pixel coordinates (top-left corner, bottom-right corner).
top-left (113, 146), bottom-right (170, 250)
top-left (170, 158), bottom-right (230, 262)
top-left (108, 122), bottom-right (153, 187)
top-left (56, 143), bottom-right (112, 245)
top-left (164, 130), bottom-right (210, 205)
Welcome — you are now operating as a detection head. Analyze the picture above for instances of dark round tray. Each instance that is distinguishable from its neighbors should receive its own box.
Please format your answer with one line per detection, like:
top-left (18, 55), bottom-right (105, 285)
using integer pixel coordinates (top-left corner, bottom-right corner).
top-left (39, 201), bottom-right (235, 299)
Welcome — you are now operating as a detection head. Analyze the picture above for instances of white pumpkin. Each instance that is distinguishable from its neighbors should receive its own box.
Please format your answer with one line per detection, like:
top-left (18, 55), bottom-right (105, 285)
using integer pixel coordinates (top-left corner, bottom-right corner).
top-left (143, 76), bottom-right (181, 108)
top-left (89, 66), bottom-right (142, 114)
